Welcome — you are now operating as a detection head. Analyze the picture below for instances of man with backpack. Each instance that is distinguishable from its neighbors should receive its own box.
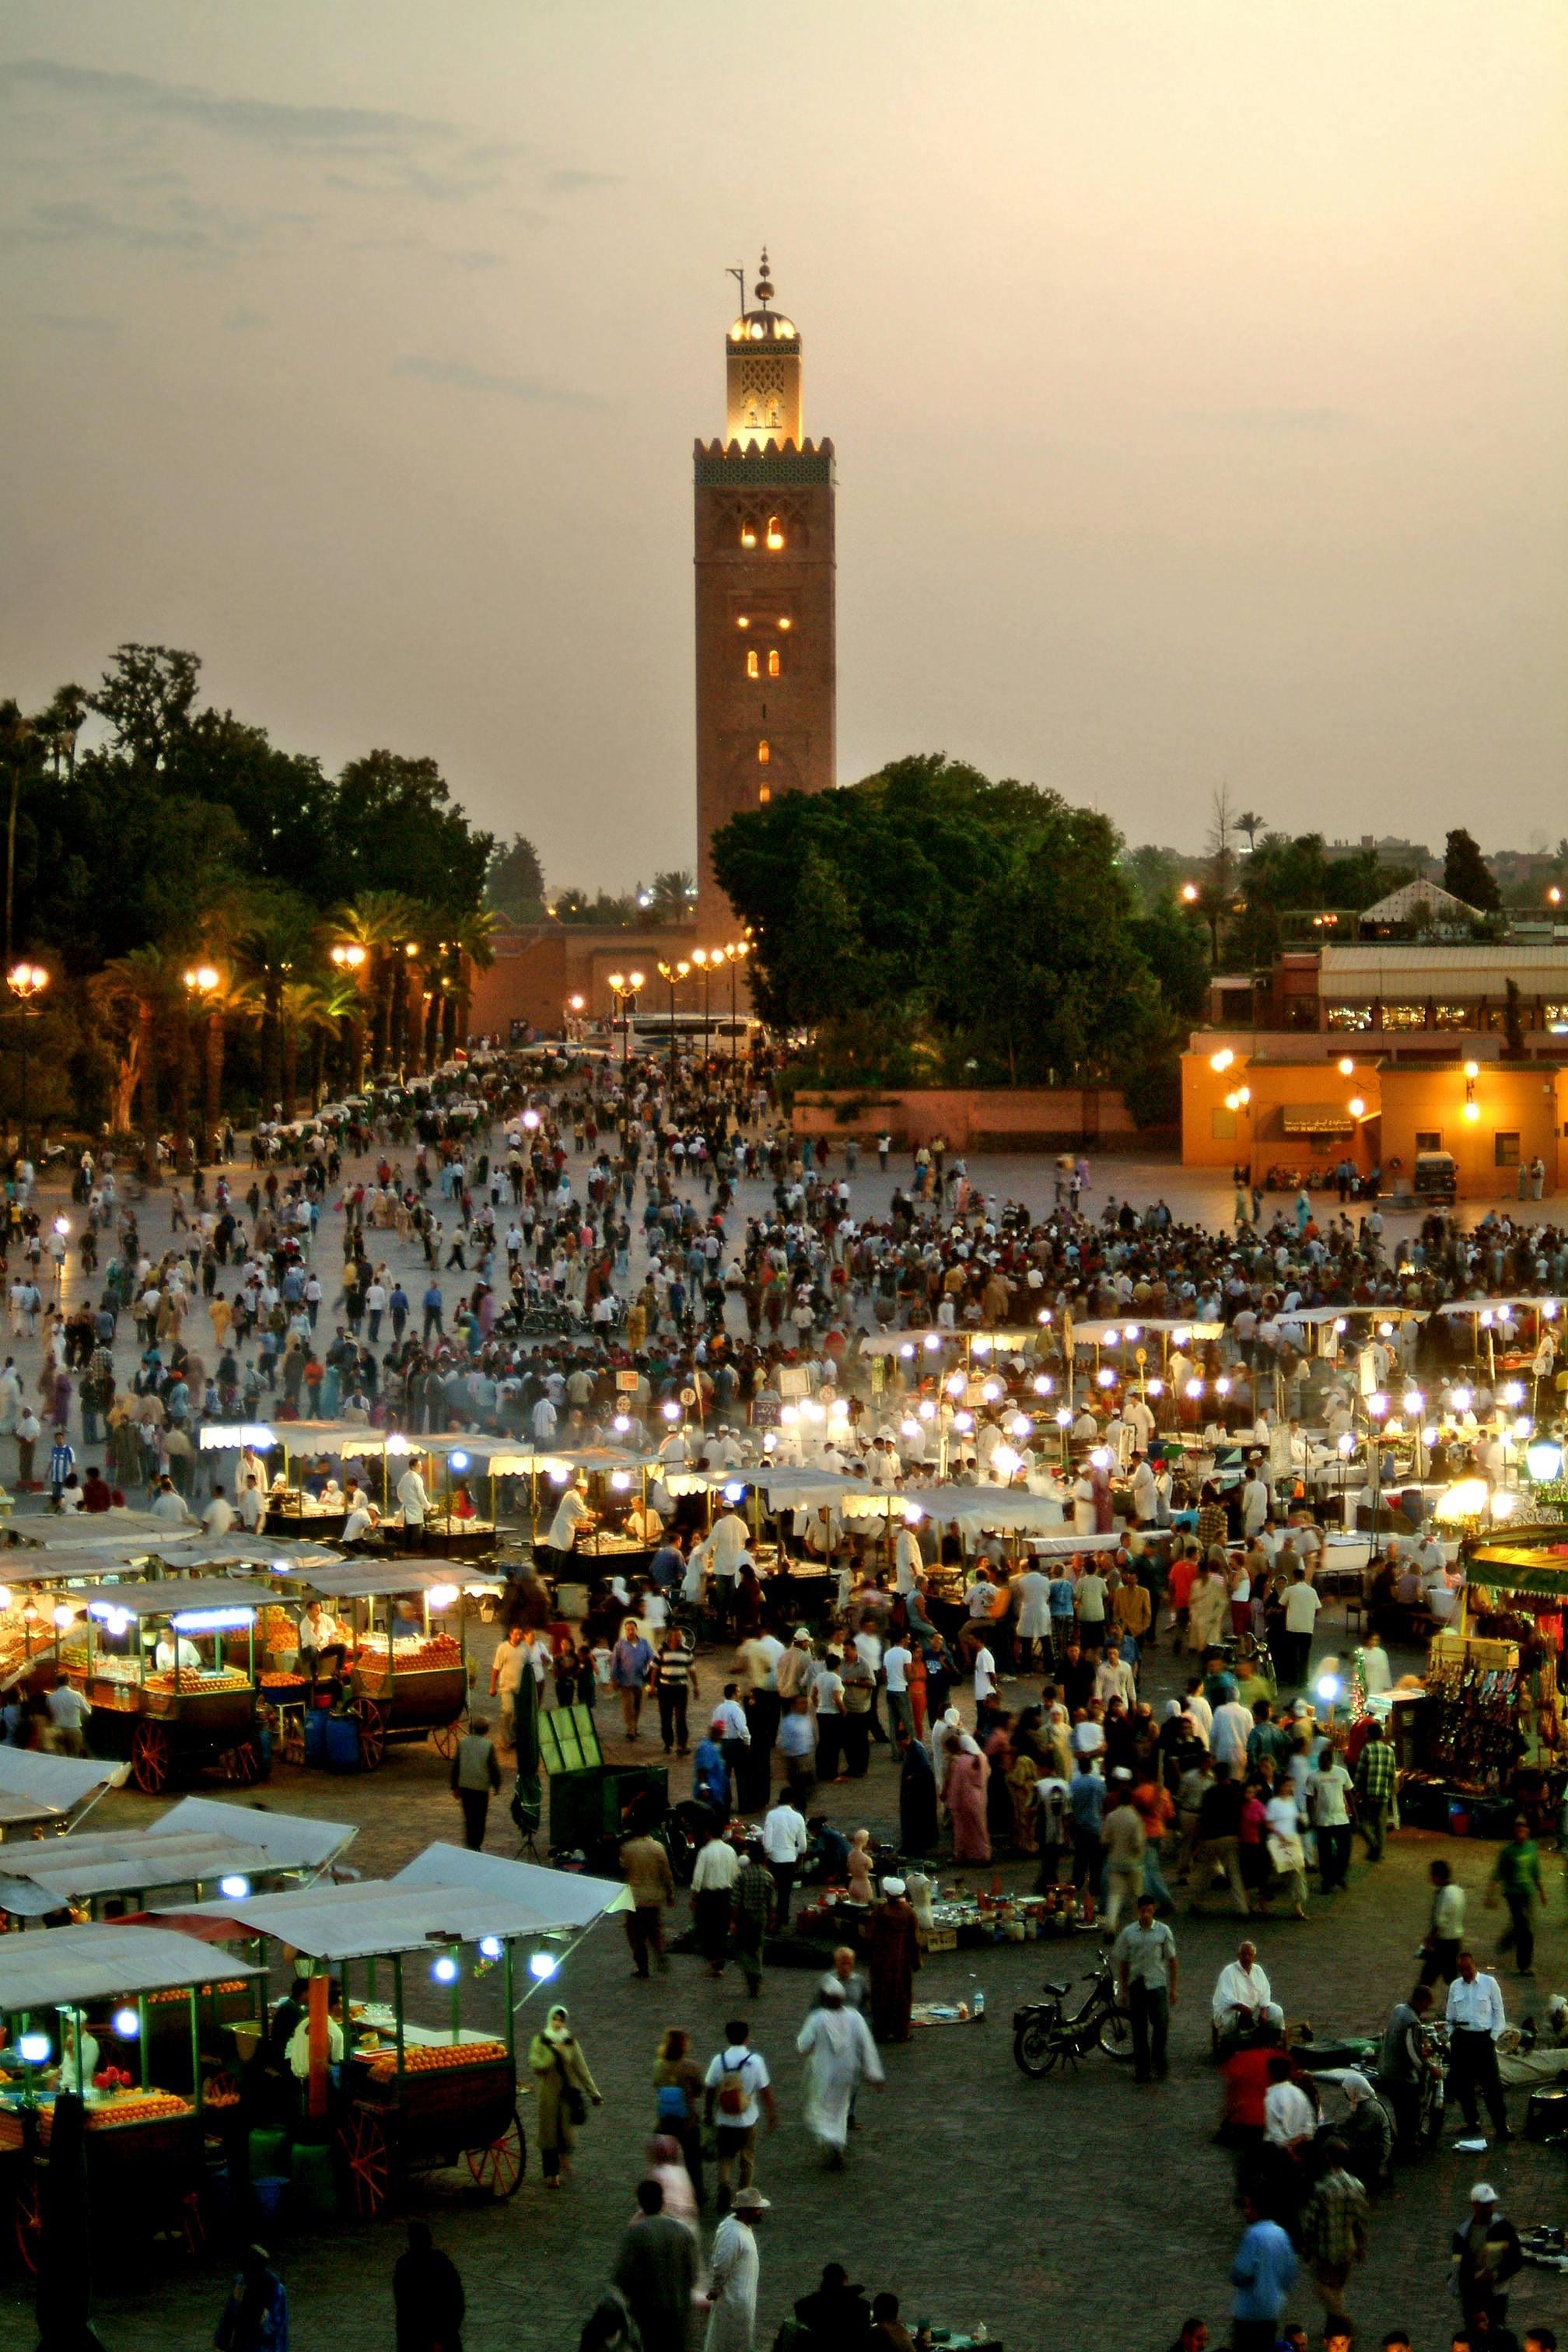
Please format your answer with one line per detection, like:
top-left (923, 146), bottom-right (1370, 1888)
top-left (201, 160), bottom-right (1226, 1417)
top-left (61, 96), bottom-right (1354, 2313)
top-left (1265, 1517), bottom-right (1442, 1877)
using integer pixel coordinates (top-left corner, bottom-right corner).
top-left (702, 2021), bottom-right (778, 2214)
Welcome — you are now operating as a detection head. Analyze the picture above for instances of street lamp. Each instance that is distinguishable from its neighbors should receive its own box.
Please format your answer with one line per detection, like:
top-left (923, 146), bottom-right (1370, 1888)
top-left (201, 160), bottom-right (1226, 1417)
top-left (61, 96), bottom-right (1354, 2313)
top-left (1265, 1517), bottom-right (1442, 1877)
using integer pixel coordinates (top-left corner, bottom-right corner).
top-left (330, 942), bottom-right (369, 1094)
top-left (691, 949), bottom-right (714, 1086)
top-left (726, 939), bottom-right (750, 1069)
top-left (6, 961), bottom-right (47, 1172)
top-left (606, 970), bottom-right (644, 1084)
top-left (183, 964), bottom-right (220, 1164)
top-left (656, 960), bottom-right (689, 1089)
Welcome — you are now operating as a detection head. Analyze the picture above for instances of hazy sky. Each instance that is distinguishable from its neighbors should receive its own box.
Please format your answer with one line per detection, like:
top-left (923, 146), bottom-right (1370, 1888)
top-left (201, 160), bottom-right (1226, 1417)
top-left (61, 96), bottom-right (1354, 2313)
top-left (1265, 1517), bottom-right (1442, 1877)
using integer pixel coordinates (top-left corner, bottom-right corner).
top-left (2, 2), bottom-right (1565, 891)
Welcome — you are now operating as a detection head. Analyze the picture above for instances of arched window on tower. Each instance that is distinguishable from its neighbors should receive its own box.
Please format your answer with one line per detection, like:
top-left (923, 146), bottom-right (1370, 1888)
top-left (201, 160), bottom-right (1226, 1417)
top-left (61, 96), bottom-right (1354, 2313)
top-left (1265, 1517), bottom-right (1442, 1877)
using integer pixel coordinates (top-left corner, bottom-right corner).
top-left (758, 784), bottom-right (771, 803)
top-left (740, 519), bottom-right (757, 549)
top-left (768, 648), bottom-right (781, 678)
top-left (757, 740), bottom-right (770, 765)
top-left (746, 649), bottom-right (759, 679)
top-left (765, 515), bottom-right (784, 550)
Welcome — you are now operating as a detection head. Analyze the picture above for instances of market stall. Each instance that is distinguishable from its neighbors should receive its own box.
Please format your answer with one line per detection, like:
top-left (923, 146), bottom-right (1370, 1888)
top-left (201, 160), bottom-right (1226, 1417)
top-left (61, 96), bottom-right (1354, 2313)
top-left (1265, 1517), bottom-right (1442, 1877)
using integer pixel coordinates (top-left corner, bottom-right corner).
top-left (159, 1842), bottom-right (630, 2218)
top-left (0, 1921), bottom-right (261, 2269)
top-left (1405, 1522), bottom-right (1568, 1826)
top-left (54, 1579), bottom-right (277, 1795)
top-left (0, 1797), bottom-right (355, 1923)
top-left (263, 1559), bottom-right (499, 1768)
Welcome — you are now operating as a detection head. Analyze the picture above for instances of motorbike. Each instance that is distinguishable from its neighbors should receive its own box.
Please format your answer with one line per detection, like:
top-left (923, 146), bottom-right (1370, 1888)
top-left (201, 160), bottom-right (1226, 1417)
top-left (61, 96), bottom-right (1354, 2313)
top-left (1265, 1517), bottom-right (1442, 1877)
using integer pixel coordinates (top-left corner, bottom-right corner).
top-left (1012, 1950), bottom-right (1135, 2077)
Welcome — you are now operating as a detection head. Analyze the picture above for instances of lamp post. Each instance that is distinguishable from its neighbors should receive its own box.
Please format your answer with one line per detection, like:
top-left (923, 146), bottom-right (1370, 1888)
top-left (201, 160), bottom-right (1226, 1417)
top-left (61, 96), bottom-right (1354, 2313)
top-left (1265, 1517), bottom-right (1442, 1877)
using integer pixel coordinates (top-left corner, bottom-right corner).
top-left (726, 939), bottom-right (750, 1072)
top-left (566, 992), bottom-right (586, 1045)
top-left (606, 971), bottom-right (643, 1086)
top-left (656, 959), bottom-right (689, 1091)
top-left (330, 941), bottom-right (368, 1095)
top-left (182, 964), bottom-right (219, 1164)
top-left (6, 961), bottom-right (47, 1174)
top-left (691, 950), bottom-right (715, 1091)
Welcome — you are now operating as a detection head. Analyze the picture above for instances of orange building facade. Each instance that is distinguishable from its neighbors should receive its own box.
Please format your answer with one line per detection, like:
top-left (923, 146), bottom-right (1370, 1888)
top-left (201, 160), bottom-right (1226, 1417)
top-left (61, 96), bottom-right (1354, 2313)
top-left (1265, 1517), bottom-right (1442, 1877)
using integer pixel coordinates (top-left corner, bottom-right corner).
top-left (1182, 1045), bottom-right (1568, 1199)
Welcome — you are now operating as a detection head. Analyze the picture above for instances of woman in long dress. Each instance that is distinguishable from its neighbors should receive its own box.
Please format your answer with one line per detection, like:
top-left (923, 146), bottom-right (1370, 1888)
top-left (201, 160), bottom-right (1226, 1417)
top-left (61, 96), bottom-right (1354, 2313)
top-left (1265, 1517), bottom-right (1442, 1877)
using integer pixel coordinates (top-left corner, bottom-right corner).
top-left (528, 2004), bottom-right (601, 2187)
top-left (898, 1736), bottom-right (938, 1857)
top-left (1187, 1561), bottom-right (1229, 1656)
top-left (794, 1985), bottom-right (884, 2165)
top-left (942, 1734), bottom-right (991, 1864)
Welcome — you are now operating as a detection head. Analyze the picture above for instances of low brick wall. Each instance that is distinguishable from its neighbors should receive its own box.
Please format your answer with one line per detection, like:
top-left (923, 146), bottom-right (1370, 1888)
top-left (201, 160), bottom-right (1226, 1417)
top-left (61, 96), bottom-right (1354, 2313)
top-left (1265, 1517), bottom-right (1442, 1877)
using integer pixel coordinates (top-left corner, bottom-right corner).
top-left (790, 1087), bottom-right (1136, 1150)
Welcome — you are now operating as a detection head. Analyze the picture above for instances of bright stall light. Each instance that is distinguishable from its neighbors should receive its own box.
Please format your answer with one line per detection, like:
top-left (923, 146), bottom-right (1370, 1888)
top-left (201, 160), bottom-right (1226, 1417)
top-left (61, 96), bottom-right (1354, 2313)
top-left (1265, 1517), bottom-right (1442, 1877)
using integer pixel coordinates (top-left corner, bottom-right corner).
top-left (1032, 1375), bottom-right (1054, 1396)
top-left (1451, 1387), bottom-right (1473, 1412)
top-left (1526, 1440), bottom-right (1564, 1482)
top-left (611, 1415), bottom-right (631, 1435)
top-left (432, 1955), bottom-right (460, 1984)
top-left (425, 1585), bottom-right (458, 1610)
top-left (1089, 1447), bottom-right (1112, 1469)
top-left (1402, 1391), bottom-right (1423, 1416)
top-left (918, 1401), bottom-right (936, 1422)
top-left (448, 1450), bottom-right (470, 1472)
top-left (1055, 1409), bottom-right (1073, 1427)
top-left (478, 1937), bottom-right (503, 1962)
top-left (1097, 1369), bottom-right (1117, 1389)
top-left (528, 1950), bottom-right (558, 1980)
top-left (610, 1471), bottom-right (631, 1492)
top-left (111, 2007), bottom-right (139, 2039)
top-left (990, 1446), bottom-right (1020, 1480)
top-left (219, 1875), bottom-right (250, 1899)
top-left (723, 1482), bottom-right (746, 1504)
top-left (18, 2033), bottom-right (50, 2065)
top-left (1147, 1380), bottom-right (1165, 1398)
top-left (953, 1412), bottom-right (975, 1433)
top-left (661, 1402), bottom-right (681, 1422)
top-left (1186, 1381), bottom-right (1204, 1400)
top-left (1434, 1479), bottom-right (1490, 1523)
top-left (52, 1606), bottom-right (74, 1630)
top-left (980, 1379), bottom-right (1003, 1403)
top-left (1501, 1382), bottom-right (1525, 1407)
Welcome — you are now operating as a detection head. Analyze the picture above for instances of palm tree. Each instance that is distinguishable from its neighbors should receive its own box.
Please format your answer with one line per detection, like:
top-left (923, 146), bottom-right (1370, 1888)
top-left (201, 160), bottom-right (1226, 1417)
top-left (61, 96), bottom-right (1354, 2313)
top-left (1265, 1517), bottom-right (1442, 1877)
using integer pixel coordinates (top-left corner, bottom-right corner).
top-left (1235, 809), bottom-right (1266, 856)
top-left (37, 684), bottom-right (89, 782)
top-left (443, 909), bottom-right (499, 1053)
top-left (236, 916), bottom-right (313, 1114)
top-left (94, 947), bottom-right (178, 1178)
top-left (0, 701), bottom-right (34, 971)
top-left (334, 891), bottom-right (421, 1074)
top-left (276, 981), bottom-right (336, 1121)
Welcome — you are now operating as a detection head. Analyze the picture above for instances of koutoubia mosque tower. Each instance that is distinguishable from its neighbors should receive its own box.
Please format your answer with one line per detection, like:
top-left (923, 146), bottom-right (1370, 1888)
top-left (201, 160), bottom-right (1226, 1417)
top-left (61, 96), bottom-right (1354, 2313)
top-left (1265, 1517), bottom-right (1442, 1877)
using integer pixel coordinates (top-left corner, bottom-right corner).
top-left (693, 254), bottom-right (836, 929)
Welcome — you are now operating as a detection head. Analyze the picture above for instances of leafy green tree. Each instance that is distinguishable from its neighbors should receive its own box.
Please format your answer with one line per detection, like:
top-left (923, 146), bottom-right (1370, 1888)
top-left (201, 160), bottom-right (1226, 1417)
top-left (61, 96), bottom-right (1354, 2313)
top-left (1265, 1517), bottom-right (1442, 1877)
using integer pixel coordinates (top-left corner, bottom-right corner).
top-left (485, 834), bottom-right (547, 926)
top-left (332, 751), bottom-right (493, 915)
top-left (1443, 828), bottom-right (1501, 912)
top-left (89, 644), bottom-right (201, 772)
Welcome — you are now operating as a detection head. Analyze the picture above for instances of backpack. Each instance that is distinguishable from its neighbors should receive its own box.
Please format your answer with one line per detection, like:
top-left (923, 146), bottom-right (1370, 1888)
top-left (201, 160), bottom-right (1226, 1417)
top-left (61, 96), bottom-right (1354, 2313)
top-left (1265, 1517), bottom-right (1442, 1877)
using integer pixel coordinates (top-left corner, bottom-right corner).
top-left (656, 2081), bottom-right (690, 2129)
top-left (716, 2050), bottom-right (751, 2118)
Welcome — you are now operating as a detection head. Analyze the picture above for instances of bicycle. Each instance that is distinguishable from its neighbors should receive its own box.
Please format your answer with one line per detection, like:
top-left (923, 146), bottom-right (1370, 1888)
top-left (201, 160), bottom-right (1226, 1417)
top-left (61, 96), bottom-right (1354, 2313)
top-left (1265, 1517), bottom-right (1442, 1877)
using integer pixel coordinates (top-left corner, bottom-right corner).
top-left (1011, 1949), bottom-right (1136, 2077)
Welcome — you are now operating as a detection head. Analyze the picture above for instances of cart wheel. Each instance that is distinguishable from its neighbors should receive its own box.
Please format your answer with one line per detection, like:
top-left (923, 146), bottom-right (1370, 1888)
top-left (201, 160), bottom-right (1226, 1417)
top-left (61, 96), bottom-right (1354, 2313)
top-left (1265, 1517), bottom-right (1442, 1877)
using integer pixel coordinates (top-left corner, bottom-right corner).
top-left (338, 2109), bottom-right (392, 2219)
top-left (464, 2108), bottom-right (525, 2198)
top-left (131, 1720), bottom-right (171, 1794)
top-left (431, 1719), bottom-right (462, 1760)
top-left (282, 1713), bottom-right (306, 1767)
top-left (353, 1699), bottom-right (387, 1769)
top-left (13, 2180), bottom-right (40, 2273)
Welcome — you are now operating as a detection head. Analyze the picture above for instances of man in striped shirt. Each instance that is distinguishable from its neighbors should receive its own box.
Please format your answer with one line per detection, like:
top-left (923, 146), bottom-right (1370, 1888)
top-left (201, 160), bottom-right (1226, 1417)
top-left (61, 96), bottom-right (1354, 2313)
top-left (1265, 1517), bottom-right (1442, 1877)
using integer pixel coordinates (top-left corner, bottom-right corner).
top-left (654, 1624), bottom-right (697, 1757)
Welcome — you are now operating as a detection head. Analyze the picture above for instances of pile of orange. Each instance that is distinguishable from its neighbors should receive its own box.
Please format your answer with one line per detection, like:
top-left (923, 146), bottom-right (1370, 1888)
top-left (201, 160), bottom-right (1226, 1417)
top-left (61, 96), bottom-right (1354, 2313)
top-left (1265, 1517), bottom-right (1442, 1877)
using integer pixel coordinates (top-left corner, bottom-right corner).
top-left (364, 2038), bottom-right (508, 2082)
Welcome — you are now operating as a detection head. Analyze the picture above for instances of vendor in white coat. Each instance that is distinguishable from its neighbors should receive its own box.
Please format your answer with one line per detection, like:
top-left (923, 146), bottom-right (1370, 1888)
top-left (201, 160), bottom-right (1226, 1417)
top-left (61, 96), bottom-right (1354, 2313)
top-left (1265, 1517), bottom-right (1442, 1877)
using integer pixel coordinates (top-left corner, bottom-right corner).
top-left (705, 2189), bottom-right (768, 2352)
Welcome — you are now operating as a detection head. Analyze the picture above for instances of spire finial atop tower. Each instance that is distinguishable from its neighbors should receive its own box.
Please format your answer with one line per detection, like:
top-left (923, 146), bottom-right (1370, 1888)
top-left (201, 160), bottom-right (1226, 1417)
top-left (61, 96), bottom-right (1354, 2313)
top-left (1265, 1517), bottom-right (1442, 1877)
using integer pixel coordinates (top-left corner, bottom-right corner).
top-left (754, 249), bottom-right (773, 307)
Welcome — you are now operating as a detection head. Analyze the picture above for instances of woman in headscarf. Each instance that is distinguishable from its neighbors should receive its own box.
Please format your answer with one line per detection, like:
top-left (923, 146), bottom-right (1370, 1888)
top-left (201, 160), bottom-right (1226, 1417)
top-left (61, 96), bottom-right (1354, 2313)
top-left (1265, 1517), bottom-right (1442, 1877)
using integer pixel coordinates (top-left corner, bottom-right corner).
top-left (1187, 1557), bottom-right (1230, 1656)
top-left (1009, 1740), bottom-right (1041, 1856)
top-left (529, 2004), bottom-right (601, 2188)
top-left (898, 1734), bottom-right (938, 1857)
top-left (942, 1733), bottom-right (991, 1864)
top-left (1336, 2069), bottom-right (1395, 2194)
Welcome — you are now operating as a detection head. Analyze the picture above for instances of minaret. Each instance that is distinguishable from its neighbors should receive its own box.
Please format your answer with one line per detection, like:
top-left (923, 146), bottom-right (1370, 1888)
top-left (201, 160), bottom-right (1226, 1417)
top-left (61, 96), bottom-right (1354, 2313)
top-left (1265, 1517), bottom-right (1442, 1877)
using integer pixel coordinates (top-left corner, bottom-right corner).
top-left (693, 252), bottom-right (836, 931)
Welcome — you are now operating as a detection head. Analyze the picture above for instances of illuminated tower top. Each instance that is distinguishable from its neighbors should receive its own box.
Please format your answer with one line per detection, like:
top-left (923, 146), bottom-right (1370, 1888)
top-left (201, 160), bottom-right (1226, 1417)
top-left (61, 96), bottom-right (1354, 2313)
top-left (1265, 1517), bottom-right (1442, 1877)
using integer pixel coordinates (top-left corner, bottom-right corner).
top-left (725, 250), bottom-right (802, 450)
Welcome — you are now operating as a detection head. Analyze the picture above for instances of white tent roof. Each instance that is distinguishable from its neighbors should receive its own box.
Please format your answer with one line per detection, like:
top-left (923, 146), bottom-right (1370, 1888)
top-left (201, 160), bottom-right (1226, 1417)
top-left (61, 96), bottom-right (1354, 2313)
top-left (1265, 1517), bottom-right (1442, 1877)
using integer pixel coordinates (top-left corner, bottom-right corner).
top-left (0, 1923), bottom-right (260, 2011)
top-left (0, 1749), bottom-right (130, 1825)
top-left (159, 1840), bottom-right (630, 1959)
top-left (86, 1579), bottom-right (278, 1620)
top-left (0, 1800), bottom-right (354, 1916)
top-left (291, 1561), bottom-right (502, 1600)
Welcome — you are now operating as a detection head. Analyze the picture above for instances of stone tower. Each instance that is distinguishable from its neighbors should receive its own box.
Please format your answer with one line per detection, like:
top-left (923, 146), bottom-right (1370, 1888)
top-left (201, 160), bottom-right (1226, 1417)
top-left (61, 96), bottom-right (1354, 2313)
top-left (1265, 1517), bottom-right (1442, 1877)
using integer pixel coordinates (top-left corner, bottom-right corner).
top-left (693, 252), bottom-right (836, 931)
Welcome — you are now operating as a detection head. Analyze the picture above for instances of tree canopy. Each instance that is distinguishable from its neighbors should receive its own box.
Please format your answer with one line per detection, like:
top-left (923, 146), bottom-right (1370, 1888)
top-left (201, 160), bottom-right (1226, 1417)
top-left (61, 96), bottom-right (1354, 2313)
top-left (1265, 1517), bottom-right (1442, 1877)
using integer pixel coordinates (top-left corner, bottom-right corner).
top-left (712, 754), bottom-right (1179, 1104)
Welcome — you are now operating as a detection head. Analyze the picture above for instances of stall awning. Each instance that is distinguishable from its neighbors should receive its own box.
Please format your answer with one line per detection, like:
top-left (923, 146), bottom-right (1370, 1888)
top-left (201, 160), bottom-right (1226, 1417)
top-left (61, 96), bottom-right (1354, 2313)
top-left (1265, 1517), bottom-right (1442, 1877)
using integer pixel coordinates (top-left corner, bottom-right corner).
top-left (0, 1923), bottom-right (260, 2011)
top-left (158, 1840), bottom-right (631, 1958)
top-left (1281, 1108), bottom-right (1356, 1136)
top-left (0, 1800), bottom-right (355, 1916)
top-left (0, 1748), bottom-right (128, 1832)
top-left (291, 1560), bottom-right (502, 1600)
top-left (84, 1578), bottom-right (278, 1620)
top-left (1465, 1545), bottom-right (1568, 1598)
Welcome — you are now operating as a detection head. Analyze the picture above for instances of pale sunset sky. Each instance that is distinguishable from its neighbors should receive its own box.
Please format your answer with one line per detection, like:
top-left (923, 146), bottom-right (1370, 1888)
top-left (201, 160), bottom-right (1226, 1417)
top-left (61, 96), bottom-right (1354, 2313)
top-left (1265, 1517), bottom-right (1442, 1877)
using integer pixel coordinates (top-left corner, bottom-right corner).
top-left (1, 2), bottom-right (1564, 887)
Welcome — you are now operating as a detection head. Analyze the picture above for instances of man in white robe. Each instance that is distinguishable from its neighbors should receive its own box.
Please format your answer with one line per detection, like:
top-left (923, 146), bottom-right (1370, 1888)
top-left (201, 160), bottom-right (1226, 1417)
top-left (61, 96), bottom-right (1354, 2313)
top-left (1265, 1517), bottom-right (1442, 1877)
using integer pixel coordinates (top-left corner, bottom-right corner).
top-left (793, 1983), bottom-right (883, 2162)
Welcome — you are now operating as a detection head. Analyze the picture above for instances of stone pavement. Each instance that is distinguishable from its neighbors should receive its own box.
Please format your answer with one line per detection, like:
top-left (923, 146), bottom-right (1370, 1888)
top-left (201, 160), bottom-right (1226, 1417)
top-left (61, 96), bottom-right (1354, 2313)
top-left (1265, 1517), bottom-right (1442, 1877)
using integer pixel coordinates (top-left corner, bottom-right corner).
top-left (5, 1614), bottom-right (1568, 2351)
top-left (0, 1131), bottom-right (1564, 2349)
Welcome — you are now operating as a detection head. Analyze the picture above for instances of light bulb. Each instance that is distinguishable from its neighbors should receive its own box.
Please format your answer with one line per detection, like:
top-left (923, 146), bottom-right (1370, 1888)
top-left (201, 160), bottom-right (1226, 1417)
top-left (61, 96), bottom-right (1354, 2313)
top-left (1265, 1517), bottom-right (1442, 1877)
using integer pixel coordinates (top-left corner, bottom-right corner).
top-left (112, 2007), bottom-right (139, 2039)
top-left (528, 1950), bottom-right (558, 1980)
top-left (219, 1875), bottom-right (250, 1899)
top-left (432, 1955), bottom-right (460, 1984)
